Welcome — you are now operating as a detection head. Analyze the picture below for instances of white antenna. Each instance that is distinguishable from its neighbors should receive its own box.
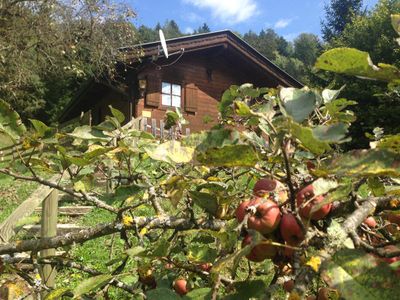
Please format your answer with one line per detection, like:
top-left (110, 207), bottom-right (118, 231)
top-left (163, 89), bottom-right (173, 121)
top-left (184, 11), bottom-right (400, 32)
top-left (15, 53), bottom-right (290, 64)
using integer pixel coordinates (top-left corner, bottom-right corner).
top-left (159, 29), bottom-right (169, 59)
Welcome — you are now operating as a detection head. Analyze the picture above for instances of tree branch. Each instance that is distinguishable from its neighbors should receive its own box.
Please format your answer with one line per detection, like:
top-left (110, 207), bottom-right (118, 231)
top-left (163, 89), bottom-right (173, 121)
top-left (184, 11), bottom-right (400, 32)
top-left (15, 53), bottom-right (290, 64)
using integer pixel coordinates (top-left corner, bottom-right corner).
top-left (0, 217), bottom-right (225, 255)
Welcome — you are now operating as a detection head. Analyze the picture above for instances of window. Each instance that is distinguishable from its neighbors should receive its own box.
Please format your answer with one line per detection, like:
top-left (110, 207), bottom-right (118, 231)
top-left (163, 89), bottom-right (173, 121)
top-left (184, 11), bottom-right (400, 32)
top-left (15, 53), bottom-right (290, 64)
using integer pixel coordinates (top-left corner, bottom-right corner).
top-left (162, 82), bottom-right (181, 107)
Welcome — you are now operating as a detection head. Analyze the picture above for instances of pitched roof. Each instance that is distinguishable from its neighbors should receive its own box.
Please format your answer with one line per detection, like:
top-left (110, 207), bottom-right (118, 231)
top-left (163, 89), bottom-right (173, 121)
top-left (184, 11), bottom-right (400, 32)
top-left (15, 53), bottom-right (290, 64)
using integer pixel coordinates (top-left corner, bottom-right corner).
top-left (120, 30), bottom-right (303, 88)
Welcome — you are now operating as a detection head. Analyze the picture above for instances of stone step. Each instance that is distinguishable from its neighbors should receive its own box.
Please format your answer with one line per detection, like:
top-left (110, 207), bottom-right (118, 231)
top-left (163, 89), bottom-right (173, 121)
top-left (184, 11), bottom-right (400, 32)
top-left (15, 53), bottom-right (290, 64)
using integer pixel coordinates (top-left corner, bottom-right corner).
top-left (34, 206), bottom-right (94, 216)
top-left (21, 224), bottom-right (85, 237)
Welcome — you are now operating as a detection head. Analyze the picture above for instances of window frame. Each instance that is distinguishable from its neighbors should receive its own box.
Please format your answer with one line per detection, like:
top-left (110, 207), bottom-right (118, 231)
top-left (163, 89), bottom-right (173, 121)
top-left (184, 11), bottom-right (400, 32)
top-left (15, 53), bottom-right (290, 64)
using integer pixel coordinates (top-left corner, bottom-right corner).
top-left (161, 81), bottom-right (182, 108)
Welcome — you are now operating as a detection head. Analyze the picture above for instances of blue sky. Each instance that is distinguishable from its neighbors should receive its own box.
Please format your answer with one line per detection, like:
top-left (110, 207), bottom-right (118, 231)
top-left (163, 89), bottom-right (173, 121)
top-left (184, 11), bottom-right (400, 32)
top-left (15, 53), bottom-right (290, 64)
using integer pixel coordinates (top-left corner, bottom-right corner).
top-left (128, 0), bottom-right (379, 40)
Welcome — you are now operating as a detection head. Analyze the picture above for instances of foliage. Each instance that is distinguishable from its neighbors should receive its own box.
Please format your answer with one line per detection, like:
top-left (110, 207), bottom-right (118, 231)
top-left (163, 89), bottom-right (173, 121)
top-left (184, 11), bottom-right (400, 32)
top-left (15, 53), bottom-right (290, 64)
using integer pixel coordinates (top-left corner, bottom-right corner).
top-left (0, 0), bottom-right (138, 121)
top-left (318, 0), bottom-right (400, 149)
top-left (1, 12), bottom-right (400, 300)
top-left (321, 0), bottom-right (364, 42)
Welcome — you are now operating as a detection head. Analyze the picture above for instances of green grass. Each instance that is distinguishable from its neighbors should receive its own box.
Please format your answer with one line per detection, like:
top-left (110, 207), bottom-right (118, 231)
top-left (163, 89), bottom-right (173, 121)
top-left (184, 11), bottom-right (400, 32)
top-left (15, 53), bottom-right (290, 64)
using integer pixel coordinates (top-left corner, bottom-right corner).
top-left (0, 173), bottom-right (39, 223)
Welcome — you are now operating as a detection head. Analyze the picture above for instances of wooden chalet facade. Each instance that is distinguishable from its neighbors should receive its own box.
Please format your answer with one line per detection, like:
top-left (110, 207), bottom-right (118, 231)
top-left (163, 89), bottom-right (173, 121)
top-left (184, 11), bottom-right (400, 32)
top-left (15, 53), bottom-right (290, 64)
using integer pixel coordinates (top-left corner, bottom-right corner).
top-left (59, 30), bottom-right (302, 133)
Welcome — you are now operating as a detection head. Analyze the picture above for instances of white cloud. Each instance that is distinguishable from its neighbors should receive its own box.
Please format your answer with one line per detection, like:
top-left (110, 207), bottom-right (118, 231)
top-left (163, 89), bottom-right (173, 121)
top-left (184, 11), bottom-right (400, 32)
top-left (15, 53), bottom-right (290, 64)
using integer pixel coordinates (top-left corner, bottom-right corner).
top-left (283, 32), bottom-right (300, 41)
top-left (184, 27), bottom-right (194, 34)
top-left (274, 18), bottom-right (292, 29)
top-left (184, 12), bottom-right (203, 23)
top-left (183, 0), bottom-right (258, 24)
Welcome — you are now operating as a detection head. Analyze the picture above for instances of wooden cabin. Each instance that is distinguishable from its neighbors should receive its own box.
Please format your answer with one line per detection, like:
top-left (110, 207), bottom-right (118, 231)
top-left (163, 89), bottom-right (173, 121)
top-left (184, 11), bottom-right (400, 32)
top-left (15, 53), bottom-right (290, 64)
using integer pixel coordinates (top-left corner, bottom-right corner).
top-left (59, 30), bottom-right (302, 132)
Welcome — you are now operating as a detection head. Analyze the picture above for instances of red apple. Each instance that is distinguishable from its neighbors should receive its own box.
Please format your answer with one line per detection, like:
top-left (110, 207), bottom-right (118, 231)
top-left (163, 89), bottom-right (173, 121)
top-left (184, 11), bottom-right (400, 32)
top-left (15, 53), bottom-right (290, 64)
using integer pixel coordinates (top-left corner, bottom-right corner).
top-left (296, 185), bottom-right (331, 220)
top-left (382, 245), bottom-right (400, 264)
top-left (173, 279), bottom-right (188, 296)
top-left (363, 216), bottom-right (377, 228)
top-left (253, 178), bottom-right (287, 203)
top-left (386, 213), bottom-right (400, 226)
top-left (280, 214), bottom-right (305, 245)
top-left (283, 246), bottom-right (295, 258)
top-left (235, 200), bottom-right (251, 223)
top-left (247, 198), bottom-right (281, 234)
top-left (283, 280), bottom-right (294, 292)
top-left (317, 287), bottom-right (338, 300)
top-left (199, 262), bottom-right (212, 272)
top-left (242, 234), bottom-right (277, 262)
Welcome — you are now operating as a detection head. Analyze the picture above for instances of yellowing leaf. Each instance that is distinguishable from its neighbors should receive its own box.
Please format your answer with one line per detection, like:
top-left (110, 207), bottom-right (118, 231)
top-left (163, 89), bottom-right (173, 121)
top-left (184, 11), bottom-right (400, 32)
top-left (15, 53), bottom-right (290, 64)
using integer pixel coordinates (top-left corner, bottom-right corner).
top-left (145, 141), bottom-right (194, 164)
top-left (306, 256), bottom-right (322, 272)
top-left (140, 227), bottom-right (148, 236)
top-left (122, 215), bottom-right (134, 226)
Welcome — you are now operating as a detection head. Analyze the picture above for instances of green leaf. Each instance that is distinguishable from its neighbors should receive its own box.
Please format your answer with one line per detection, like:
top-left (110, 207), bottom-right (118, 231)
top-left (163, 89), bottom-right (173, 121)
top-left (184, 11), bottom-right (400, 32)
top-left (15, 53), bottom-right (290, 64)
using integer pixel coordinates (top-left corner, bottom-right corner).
top-left (322, 248), bottom-right (400, 300)
top-left (219, 86), bottom-right (239, 118)
top-left (312, 123), bottom-right (349, 143)
top-left (68, 125), bottom-right (109, 142)
top-left (391, 14), bottom-right (400, 35)
top-left (196, 144), bottom-right (259, 167)
top-left (109, 105), bottom-right (125, 123)
top-left (375, 135), bottom-right (400, 154)
top-left (187, 244), bottom-right (218, 262)
top-left (312, 178), bottom-right (339, 196)
top-left (29, 119), bottom-right (52, 138)
top-left (73, 274), bottom-right (112, 298)
top-left (126, 246), bottom-right (146, 257)
top-left (184, 288), bottom-right (212, 300)
top-left (0, 99), bottom-right (26, 146)
top-left (145, 141), bottom-right (194, 164)
top-left (318, 149), bottom-right (400, 177)
top-left (225, 280), bottom-right (268, 300)
top-left (44, 288), bottom-right (71, 299)
top-left (146, 288), bottom-right (181, 300)
top-left (289, 121), bottom-right (331, 155)
top-left (280, 87), bottom-right (318, 122)
top-left (367, 177), bottom-right (385, 197)
top-left (189, 191), bottom-right (219, 215)
top-left (315, 48), bottom-right (400, 83)
top-left (234, 101), bottom-right (252, 117)
top-left (321, 86), bottom-right (345, 103)
top-left (164, 110), bottom-right (179, 129)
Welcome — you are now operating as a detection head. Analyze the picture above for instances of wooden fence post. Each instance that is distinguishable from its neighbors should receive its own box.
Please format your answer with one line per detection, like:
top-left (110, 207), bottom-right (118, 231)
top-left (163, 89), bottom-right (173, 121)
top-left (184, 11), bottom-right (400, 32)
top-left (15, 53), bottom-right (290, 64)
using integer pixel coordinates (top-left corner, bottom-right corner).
top-left (151, 118), bottom-right (157, 136)
top-left (40, 189), bottom-right (58, 294)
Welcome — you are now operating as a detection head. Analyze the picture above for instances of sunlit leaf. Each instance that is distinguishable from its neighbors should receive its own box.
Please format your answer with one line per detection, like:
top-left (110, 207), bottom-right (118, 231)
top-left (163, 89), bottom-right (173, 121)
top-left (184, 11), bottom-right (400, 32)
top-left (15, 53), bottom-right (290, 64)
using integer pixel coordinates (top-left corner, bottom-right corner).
top-left (280, 87), bottom-right (318, 122)
top-left (189, 191), bottom-right (218, 215)
top-left (322, 249), bottom-right (400, 300)
top-left (184, 288), bottom-right (212, 300)
top-left (316, 48), bottom-right (400, 83)
top-left (196, 144), bottom-right (259, 167)
top-left (126, 246), bottom-right (146, 257)
top-left (319, 149), bottom-right (400, 177)
top-left (73, 274), bottom-right (112, 298)
top-left (322, 86), bottom-right (345, 103)
top-left (145, 141), bottom-right (194, 164)
top-left (375, 135), bottom-right (400, 154)
top-left (146, 288), bottom-right (181, 300)
top-left (289, 121), bottom-right (331, 155)
top-left (109, 105), bottom-right (125, 124)
top-left (226, 280), bottom-right (268, 300)
top-left (312, 123), bottom-right (349, 143)
top-left (312, 178), bottom-right (339, 196)
top-left (44, 288), bottom-right (71, 299)
top-left (391, 14), bottom-right (400, 35)
top-left (68, 125), bottom-right (109, 142)
top-left (0, 99), bottom-right (26, 146)
top-left (29, 119), bottom-right (52, 138)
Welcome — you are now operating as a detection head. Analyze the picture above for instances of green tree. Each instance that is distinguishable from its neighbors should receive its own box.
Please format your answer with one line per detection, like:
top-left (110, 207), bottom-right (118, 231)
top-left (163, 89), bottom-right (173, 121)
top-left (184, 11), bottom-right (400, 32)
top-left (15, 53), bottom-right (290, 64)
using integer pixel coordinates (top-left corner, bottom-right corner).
top-left (321, 0), bottom-right (364, 41)
top-left (320, 0), bottom-right (400, 148)
top-left (196, 23), bottom-right (211, 33)
top-left (162, 20), bottom-right (182, 39)
top-left (0, 0), bottom-right (137, 121)
top-left (293, 33), bottom-right (322, 66)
